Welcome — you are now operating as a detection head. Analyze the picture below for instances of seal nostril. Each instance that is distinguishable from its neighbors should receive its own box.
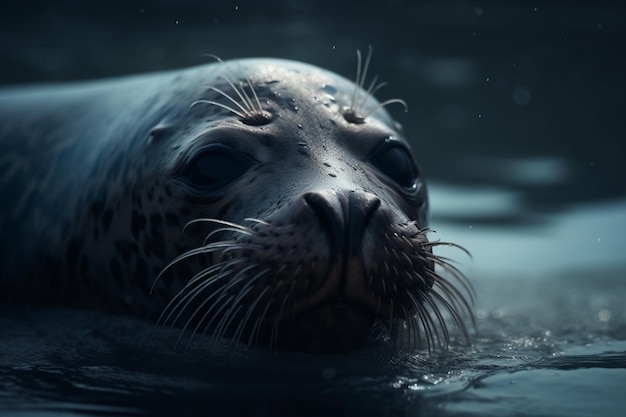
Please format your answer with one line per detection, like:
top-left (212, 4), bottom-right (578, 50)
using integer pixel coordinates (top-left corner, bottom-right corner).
top-left (303, 191), bottom-right (381, 257)
top-left (346, 192), bottom-right (380, 256)
top-left (303, 191), bottom-right (344, 254)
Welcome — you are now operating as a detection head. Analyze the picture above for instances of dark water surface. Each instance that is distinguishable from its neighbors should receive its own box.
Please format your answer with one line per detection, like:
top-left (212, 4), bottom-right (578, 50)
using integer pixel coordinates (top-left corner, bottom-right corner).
top-left (1, 0), bottom-right (625, 416)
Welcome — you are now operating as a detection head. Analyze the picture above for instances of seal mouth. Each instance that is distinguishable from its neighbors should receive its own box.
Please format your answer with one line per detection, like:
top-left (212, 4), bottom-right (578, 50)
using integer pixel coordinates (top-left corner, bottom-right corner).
top-left (274, 301), bottom-right (376, 353)
top-left (153, 215), bottom-right (474, 354)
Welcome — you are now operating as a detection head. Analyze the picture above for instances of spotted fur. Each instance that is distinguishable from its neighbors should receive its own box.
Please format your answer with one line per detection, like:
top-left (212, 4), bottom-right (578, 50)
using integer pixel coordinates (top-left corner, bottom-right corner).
top-left (0, 59), bottom-right (474, 353)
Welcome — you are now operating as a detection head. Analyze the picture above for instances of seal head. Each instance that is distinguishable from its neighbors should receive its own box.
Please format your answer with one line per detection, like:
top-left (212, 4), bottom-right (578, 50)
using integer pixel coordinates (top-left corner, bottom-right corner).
top-left (0, 57), bottom-right (473, 353)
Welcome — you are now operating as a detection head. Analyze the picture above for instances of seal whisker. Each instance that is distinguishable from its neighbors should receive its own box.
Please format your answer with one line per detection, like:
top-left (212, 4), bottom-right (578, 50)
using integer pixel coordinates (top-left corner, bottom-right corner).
top-left (406, 268), bottom-right (428, 289)
top-left (176, 289), bottom-right (231, 352)
top-left (174, 262), bottom-right (259, 350)
top-left (249, 291), bottom-right (275, 349)
top-left (185, 218), bottom-right (257, 234)
top-left (366, 78), bottom-right (387, 98)
top-left (210, 303), bottom-right (243, 353)
top-left (344, 46), bottom-right (407, 123)
top-left (424, 240), bottom-right (472, 259)
top-left (1, 55), bottom-right (474, 355)
top-left (349, 48), bottom-right (366, 113)
top-left (424, 294), bottom-right (451, 346)
top-left (182, 292), bottom-right (235, 354)
top-left (198, 55), bottom-right (271, 125)
top-left (233, 285), bottom-right (270, 348)
top-left (159, 264), bottom-right (226, 327)
top-left (214, 75), bottom-right (256, 115)
top-left (204, 266), bottom-right (271, 351)
top-left (245, 76), bottom-right (265, 115)
top-left (357, 76), bottom-right (385, 112)
top-left (407, 291), bottom-right (438, 352)
top-left (150, 241), bottom-right (240, 293)
top-left (429, 289), bottom-right (471, 342)
top-left (362, 98), bottom-right (408, 120)
top-left (401, 305), bottom-right (420, 351)
top-left (158, 260), bottom-right (244, 327)
top-left (243, 217), bottom-right (271, 226)
top-left (172, 268), bottom-right (236, 331)
top-left (269, 280), bottom-right (292, 352)
top-left (191, 99), bottom-right (247, 119)
top-left (426, 268), bottom-right (475, 320)
top-left (424, 249), bottom-right (476, 304)
top-left (209, 266), bottom-right (271, 350)
top-left (183, 265), bottom-right (264, 353)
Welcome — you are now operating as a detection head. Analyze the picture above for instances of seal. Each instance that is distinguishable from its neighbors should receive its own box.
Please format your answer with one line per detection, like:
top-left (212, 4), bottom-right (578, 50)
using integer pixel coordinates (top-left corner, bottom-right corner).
top-left (0, 53), bottom-right (473, 353)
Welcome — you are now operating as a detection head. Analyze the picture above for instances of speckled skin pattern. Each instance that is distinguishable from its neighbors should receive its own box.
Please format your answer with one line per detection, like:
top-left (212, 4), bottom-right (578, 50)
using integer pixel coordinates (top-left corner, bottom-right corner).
top-left (0, 59), bottom-right (461, 353)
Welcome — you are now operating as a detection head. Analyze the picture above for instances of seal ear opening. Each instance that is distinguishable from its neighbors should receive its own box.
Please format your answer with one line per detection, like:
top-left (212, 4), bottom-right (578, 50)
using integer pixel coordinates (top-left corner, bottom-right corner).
top-left (148, 124), bottom-right (174, 143)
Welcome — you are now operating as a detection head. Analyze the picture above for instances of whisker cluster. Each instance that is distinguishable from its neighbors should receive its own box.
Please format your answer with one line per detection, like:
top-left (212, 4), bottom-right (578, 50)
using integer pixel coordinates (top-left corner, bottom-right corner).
top-left (192, 55), bottom-right (272, 126)
top-left (150, 217), bottom-right (475, 354)
top-left (343, 46), bottom-right (408, 124)
top-left (393, 226), bottom-right (476, 352)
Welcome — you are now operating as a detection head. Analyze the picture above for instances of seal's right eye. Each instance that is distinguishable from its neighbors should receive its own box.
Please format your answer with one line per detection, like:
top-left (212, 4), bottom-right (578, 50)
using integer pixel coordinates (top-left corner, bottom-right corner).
top-left (183, 146), bottom-right (252, 189)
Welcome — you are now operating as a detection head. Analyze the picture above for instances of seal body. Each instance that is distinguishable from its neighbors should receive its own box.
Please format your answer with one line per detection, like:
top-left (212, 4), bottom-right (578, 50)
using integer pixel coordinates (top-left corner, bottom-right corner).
top-left (0, 59), bottom-right (470, 353)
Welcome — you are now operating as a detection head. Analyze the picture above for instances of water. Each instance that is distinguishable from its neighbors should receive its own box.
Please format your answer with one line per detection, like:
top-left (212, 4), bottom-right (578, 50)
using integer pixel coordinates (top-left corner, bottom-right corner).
top-left (1, 0), bottom-right (625, 416)
top-left (1, 195), bottom-right (624, 416)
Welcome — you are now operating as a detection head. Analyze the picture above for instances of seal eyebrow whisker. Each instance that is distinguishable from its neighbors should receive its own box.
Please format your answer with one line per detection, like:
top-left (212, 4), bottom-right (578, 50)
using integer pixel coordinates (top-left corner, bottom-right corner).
top-left (361, 98), bottom-right (408, 120)
top-left (350, 48), bottom-right (365, 112)
top-left (245, 76), bottom-right (265, 116)
top-left (192, 99), bottom-right (247, 119)
top-left (202, 54), bottom-right (254, 112)
top-left (356, 76), bottom-right (383, 111)
top-left (343, 46), bottom-right (408, 124)
top-left (199, 54), bottom-right (272, 126)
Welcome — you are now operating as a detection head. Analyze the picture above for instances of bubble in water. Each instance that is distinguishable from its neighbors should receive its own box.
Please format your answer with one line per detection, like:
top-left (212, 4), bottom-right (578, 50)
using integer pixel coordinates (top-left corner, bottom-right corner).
top-left (598, 309), bottom-right (611, 322)
top-left (513, 86), bottom-right (531, 106)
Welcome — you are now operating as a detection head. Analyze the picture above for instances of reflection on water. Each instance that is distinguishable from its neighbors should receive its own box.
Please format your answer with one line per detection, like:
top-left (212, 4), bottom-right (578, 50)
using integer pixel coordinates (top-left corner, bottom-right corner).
top-left (1, 191), bottom-right (625, 416)
top-left (431, 184), bottom-right (626, 273)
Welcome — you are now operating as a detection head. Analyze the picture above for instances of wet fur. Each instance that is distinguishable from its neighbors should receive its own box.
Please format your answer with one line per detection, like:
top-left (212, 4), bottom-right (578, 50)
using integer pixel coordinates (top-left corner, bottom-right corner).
top-left (0, 53), bottom-right (475, 353)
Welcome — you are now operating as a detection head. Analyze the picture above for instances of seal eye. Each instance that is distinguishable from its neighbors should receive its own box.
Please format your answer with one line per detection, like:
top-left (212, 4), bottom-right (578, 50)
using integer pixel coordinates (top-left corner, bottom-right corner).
top-left (183, 147), bottom-right (251, 189)
top-left (369, 145), bottom-right (418, 190)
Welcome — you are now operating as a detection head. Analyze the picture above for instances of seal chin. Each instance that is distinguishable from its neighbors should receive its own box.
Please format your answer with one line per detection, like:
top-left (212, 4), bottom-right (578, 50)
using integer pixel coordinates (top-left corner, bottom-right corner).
top-left (275, 302), bottom-right (376, 353)
top-left (155, 190), bottom-right (455, 354)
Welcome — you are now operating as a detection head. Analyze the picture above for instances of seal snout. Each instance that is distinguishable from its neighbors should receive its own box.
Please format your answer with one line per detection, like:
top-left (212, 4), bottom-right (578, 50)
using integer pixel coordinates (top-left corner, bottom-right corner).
top-left (303, 190), bottom-right (381, 258)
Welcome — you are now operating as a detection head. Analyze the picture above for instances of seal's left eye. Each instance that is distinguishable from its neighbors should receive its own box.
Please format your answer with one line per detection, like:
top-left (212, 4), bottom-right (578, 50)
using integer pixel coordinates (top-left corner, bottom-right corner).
top-left (369, 145), bottom-right (418, 190)
top-left (184, 148), bottom-right (251, 189)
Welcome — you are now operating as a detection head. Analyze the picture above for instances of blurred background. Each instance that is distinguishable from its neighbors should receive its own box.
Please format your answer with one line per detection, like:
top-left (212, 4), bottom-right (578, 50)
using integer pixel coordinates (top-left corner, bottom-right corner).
top-left (1, 0), bottom-right (624, 272)
top-left (2, 4), bottom-right (624, 209)
top-left (2, 1), bottom-right (624, 206)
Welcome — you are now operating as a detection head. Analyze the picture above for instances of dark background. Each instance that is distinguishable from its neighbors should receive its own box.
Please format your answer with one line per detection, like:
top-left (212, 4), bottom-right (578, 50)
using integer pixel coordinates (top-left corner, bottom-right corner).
top-left (1, 0), bottom-right (624, 223)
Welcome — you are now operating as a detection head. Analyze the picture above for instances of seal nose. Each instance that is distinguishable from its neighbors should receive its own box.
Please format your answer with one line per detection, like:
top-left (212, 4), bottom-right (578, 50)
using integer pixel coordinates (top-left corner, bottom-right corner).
top-left (303, 190), bottom-right (381, 256)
